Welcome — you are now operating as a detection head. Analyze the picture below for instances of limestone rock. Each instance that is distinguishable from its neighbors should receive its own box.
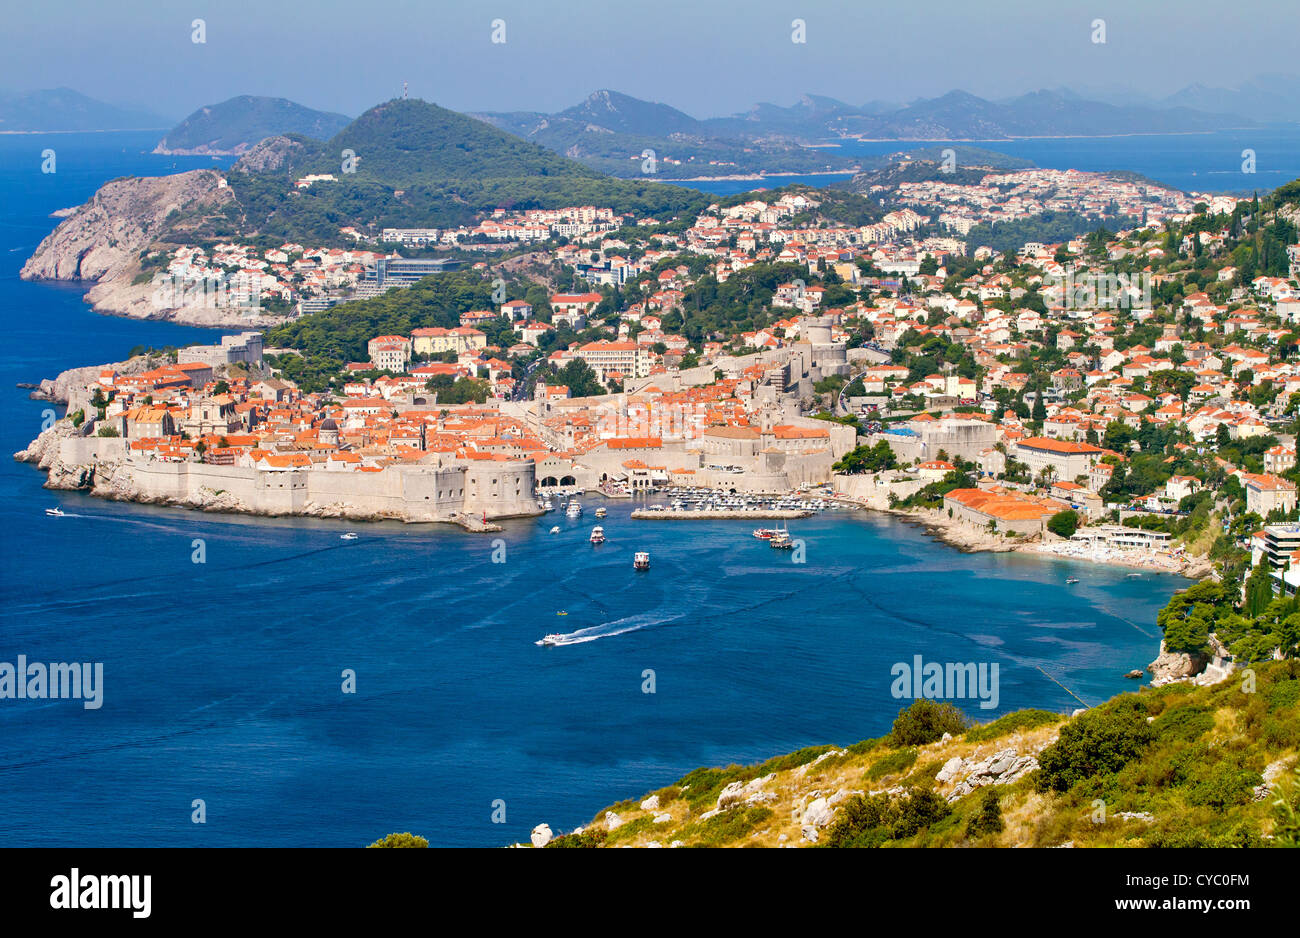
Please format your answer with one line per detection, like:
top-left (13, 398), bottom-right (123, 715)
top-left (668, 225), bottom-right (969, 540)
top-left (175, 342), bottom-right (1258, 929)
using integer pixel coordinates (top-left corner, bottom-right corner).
top-left (640, 794), bottom-right (659, 811)
top-left (716, 773), bottom-right (776, 811)
top-left (530, 823), bottom-right (552, 847)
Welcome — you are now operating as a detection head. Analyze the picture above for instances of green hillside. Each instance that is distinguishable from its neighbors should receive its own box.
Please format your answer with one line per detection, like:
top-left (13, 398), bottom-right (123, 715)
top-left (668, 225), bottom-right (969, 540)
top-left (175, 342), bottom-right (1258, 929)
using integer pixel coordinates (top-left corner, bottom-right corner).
top-left (541, 661), bottom-right (1300, 848)
top-left (155, 95), bottom-right (351, 154)
top-left (223, 98), bottom-right (708, 242)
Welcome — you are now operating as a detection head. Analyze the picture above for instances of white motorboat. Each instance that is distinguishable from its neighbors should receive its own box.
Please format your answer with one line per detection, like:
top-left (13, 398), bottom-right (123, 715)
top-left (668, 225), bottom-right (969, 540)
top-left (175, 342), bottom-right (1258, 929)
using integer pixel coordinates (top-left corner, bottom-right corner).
top-left (549, 525), bottom-right (561, 534)
top-left (565, 500), bottom-right (582, 519)
top-left (634, 551), bottom-right (650, 571)
top-left (590, 525), bottom-right (606, 544)
top-left (537, 634), bottom-right (566, 646)
top-left (594, 506), bottom-right (607, 518)
top-left (340, 532), bottom-right (359, 540)
top-left (45, 507), bottom-right (65, 517)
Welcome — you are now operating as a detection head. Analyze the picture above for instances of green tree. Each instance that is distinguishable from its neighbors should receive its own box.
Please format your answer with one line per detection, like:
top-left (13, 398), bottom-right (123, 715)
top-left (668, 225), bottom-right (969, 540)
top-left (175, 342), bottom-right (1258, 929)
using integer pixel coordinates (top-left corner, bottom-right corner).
top-left (1047, 510), bottom-right (1079, 539)
top-left (890, 698), bottom-right (969, 746)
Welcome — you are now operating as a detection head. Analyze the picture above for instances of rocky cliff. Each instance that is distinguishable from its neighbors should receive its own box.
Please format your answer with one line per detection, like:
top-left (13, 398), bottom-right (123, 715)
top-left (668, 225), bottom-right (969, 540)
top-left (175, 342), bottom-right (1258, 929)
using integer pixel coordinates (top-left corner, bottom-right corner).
top-left (20, 169), bottom-right (285, 328)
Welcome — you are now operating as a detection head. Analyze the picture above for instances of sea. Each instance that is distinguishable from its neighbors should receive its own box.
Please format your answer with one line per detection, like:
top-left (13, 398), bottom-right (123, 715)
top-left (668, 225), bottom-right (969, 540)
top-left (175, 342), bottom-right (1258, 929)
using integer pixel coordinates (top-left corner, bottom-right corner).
top-left (0, 130), bottom-right (1202, 847)
top-left (680, 125), bottom-right (1300, 196)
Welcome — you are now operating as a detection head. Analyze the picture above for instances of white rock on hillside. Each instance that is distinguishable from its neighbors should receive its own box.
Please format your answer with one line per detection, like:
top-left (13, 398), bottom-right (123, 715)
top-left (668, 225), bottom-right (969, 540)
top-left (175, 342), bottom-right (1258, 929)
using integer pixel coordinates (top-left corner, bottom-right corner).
top-left (530, 823), bottom-right (553, 847)
top-left (640, 794), bottom-right (659, 811)
top-left (716, 773), bottom-right (776, 810)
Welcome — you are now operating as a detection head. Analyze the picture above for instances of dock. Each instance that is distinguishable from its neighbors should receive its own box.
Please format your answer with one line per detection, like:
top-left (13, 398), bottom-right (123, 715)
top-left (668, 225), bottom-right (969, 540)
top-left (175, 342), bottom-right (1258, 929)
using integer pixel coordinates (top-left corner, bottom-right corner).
top-left (630, 508), bottom-right (813, 520)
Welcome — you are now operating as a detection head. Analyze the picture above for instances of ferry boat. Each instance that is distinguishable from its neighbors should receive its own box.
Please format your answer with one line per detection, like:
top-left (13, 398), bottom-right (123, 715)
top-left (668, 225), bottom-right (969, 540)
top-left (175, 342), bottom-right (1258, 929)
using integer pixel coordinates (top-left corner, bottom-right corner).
top-left (537, 634), bottom-right (565, 646)
top-left (590, 525), bottom-right (606, 544)
top-left (565, 500), bottom-right (582, 519)
top-left (594, 506), bottom-right (607, 518)
top-left (340, 532), bottom-right (359, 540)
top-left (44, 507), bottom-right (65, 517)
top-left (633, 551), bottom-right (650, 571)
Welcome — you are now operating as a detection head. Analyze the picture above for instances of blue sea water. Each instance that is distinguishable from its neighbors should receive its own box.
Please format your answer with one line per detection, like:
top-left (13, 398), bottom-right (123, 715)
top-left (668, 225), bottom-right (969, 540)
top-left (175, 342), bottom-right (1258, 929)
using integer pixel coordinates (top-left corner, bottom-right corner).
top-left (679, 126), bottom-right (1300, 196)
top-left (0, 132), bottom-right (1190, 847)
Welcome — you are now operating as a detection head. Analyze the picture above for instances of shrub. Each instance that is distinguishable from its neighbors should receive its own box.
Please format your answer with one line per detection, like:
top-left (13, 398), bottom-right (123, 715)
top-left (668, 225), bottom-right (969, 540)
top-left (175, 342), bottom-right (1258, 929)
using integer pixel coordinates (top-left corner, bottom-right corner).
top-left (890, 698), bottom-right (969, 746)
top-left (678, 806), bottom-right (773, 847)
top-left (1036, 699), bottom-right (1155, 792)
top-left (822, 788), bottom-right (951, 848)
top-left (965, 708), bottom-right (1062, 742)
top-left (367, 832), bottom-right (428, 848)
top-left (866, 747), bottom-right (918, 781)
top-left (545, 828), bottom-right (607, 848)
top-left (1151, 704), bottom-right (1214, 743)
top-left (965, 788), bottom-right (1005, 838)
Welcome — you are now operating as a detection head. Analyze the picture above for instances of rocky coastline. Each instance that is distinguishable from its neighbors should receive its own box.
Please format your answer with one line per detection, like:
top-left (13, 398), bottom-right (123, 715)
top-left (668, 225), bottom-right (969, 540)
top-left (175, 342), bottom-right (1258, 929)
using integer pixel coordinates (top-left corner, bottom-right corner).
top-left (20, 168), bottom-right (291, 329)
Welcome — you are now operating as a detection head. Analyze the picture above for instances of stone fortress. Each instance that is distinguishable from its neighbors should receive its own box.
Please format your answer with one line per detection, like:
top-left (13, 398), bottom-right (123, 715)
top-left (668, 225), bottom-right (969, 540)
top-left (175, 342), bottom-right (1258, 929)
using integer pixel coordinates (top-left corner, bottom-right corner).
top-left (25, 432), bottom-right (540, 526)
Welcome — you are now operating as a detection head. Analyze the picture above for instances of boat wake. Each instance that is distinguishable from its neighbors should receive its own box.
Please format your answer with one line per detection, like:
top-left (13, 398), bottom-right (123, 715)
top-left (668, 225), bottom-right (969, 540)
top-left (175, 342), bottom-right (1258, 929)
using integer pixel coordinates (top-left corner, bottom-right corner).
top-left (535, 609), bottom-right (672, 647)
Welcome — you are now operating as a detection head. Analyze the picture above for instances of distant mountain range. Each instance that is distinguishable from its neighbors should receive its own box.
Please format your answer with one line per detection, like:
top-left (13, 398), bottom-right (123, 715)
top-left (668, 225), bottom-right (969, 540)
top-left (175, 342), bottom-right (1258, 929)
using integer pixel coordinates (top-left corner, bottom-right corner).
top-left (472, 86), bottom-right (1267, 179)
top-left (154, 96), bottom-right (351, 154)
top-left (474, 90), bottom-right (861, 179)
top-left (825, 89), bottom-right (1254, 139)
top-left (1160, 74), bottom-right (1300, 124)
top-left (0, 88), bottom-right (171, 132)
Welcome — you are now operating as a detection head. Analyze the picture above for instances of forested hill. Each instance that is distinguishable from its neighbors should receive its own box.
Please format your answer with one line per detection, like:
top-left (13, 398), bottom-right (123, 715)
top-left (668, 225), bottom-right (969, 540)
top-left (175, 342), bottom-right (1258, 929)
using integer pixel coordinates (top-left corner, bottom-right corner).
top-left (223, 98), bottom-right (709, 242)
top-left (154, 96), bottom-right (351, 154)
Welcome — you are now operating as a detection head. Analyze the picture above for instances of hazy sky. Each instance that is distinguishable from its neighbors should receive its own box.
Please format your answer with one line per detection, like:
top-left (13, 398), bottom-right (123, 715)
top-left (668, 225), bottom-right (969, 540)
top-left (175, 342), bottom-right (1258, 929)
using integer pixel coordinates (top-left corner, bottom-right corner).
top-left (4, 0), bottom-right (1297, 120)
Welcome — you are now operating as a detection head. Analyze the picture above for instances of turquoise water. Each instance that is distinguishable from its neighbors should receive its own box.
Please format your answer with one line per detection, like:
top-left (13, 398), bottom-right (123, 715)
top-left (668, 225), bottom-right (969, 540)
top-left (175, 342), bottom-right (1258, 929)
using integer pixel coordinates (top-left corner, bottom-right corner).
top-left (0, 132), bottom-right (1187, 847)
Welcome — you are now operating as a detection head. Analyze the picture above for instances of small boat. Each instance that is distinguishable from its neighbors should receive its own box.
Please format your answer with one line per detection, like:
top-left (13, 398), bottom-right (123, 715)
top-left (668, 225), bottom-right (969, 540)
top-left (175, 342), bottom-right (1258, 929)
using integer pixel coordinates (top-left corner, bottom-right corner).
top-left (1126, 573), bottom-right (1142, 578)
top-left (45, 507), bottom-right (65, 517)
top-left (537, 634), bottom-right (565, 646)
top-left (1066, 577), bottom-right (1079, 584)
top-left (770, 532), bottom-right (794, 549)
top-left (340, 532), bottom-right (359, 540)
top-left (590, 525), bottom-right (606, 544)
top-left (556, 610), bottom-right (568, 616)
top-left (549, 525), bottom-right (561, 534)
top-left (634, 551), bottom-right (650, 571)
top-left (753, 528), bottom-right (778, 539)
top-left (566, 500), bottom-right (582, 519)
top-left (594, 506), bottom-right (607, 518)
